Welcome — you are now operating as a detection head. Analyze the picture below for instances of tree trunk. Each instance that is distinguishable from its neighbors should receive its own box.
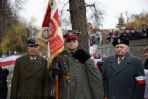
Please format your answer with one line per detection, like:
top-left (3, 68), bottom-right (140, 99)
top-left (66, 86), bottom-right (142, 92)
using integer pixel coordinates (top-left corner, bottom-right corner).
top-left (69, 0), bottom-right (89, 52)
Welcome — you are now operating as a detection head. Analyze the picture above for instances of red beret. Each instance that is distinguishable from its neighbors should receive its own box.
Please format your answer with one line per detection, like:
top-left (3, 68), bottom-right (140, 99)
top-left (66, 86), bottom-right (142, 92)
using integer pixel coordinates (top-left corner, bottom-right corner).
top-left (65, 34), bottom-right (78, 42)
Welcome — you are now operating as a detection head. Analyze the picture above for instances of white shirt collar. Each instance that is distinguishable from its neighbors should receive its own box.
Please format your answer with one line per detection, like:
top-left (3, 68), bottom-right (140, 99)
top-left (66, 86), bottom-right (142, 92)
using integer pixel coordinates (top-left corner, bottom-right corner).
top-left (30, 56), bottom-right (37, 60)
top-left (117, 56), bottom-right (125, 64)
top-left (117, 56), bottom-right (125, 60)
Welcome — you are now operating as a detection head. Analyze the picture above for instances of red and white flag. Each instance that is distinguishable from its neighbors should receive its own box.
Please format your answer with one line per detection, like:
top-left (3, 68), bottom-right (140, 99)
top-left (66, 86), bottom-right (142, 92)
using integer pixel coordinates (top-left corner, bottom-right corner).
top-left (37, 0), bottom-right (64, 67)
top-left (0, 55), bottom-right (20, 67)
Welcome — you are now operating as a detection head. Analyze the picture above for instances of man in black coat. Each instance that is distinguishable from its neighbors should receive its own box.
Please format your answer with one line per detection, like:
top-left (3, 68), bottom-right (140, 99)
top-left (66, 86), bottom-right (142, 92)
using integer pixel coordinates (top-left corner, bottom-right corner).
top-left (102, 38), bottom-right (145, 99)
top-left (0, 67), bottom-right (9, 99)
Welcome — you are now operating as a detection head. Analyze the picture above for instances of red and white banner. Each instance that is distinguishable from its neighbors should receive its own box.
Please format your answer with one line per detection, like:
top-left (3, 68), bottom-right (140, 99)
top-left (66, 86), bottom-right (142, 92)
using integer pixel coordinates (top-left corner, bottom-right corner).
top-left (37, 0), bottom-right (64, 67)
top-left (0, 55), bottom-right (20, 67)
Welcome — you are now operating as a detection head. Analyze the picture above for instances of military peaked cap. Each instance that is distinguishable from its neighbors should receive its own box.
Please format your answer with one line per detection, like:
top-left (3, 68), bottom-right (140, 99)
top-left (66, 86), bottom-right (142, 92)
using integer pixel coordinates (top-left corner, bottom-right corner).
top-left (112, 38), bottom-right (129, 46)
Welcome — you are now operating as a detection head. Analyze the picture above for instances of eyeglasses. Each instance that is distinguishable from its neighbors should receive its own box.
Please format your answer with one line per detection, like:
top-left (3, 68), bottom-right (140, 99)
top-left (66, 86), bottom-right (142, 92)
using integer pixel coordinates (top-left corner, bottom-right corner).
top-left (66, 40), bottom-right (77, 43)
top-left (27, 45), bottom-right (39, 48)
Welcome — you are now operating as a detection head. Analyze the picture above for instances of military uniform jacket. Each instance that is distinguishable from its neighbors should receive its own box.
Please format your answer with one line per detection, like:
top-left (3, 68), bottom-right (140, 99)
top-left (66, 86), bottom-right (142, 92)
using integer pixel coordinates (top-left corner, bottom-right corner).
top-left (57, 51), bottom-right (104, 99)
top-left (102, 53), bottom-right (145, 99)
top-left (10, 55), bottom-right (47, 99)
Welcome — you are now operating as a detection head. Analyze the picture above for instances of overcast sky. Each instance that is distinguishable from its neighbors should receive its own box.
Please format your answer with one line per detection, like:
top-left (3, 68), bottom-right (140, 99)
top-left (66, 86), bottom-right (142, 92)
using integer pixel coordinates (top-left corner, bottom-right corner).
top-left (19, 0), bottom-right (148, 29)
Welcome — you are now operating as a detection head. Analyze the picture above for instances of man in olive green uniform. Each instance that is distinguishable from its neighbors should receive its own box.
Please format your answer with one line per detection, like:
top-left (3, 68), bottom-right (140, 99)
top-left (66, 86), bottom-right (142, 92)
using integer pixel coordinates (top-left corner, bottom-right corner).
top-left (52, 33), bottom-right (104, 99)
top-left (10, 38), bottom-right (47, 99)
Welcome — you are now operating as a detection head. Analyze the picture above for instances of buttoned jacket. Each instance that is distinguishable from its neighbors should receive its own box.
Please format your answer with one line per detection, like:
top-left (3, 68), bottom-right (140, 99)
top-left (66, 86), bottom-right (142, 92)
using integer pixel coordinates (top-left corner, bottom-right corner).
top-left (57, 51), bottom-right (104, 99)
top-left (10, 55), bottom-right (47, 99)
top-left (102, 53), bottom-right (145, 99)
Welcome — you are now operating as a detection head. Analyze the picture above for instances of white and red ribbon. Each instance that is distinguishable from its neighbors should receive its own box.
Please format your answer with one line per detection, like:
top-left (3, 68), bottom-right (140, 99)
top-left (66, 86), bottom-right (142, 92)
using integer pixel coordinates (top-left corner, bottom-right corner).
top-left (135, 76), bottom-right (145, 85)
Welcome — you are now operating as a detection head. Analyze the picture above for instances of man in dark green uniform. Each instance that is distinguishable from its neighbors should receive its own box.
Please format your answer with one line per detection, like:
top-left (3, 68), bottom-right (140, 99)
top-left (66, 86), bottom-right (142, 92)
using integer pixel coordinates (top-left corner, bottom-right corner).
top-left (52, 32), bottom-right (104, 99)
top-left (10, 38), bottom-right (47, 99)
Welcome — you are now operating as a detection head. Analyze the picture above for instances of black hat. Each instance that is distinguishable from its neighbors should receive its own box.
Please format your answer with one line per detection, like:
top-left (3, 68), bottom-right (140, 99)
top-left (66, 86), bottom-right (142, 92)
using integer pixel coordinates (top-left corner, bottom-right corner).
top-left (112, 38), bottom-right (129, 46)
top-left (26, 38), bottom-right (39, 46)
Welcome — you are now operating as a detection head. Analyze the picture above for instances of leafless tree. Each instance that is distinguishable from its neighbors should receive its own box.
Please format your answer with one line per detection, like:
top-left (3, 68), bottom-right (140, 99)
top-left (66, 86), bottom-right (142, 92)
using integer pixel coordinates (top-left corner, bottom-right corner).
top-left (69, 0), bottom-right (88, 51)
top-left (59, 0), bottom-right (103, 51)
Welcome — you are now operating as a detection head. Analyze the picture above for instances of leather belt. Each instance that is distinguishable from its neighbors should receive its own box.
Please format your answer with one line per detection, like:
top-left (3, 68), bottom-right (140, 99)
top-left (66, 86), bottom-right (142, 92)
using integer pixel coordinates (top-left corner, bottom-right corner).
top-left (62, 74), bottom-right (70, 80)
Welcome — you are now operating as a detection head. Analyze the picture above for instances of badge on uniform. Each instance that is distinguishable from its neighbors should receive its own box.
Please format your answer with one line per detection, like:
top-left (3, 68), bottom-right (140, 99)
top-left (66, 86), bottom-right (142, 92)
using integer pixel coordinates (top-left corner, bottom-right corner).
top-left (117, 39), bottom-right (121, 43)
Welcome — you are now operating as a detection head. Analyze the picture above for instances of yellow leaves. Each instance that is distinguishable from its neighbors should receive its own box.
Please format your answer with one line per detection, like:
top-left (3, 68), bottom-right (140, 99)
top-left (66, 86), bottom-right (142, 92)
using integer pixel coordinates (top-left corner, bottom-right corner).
top-left (126, 12), bottom-right (148, 28)
top-left (0, 21), bottom-right (27, 52)
top-left (1, 35), bottom-right (10, 51)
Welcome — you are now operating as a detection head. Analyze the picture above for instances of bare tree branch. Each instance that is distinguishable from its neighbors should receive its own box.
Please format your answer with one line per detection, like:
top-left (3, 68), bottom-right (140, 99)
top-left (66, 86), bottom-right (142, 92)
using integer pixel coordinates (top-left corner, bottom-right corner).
top-left (60, 2), bottom-right (69, 17)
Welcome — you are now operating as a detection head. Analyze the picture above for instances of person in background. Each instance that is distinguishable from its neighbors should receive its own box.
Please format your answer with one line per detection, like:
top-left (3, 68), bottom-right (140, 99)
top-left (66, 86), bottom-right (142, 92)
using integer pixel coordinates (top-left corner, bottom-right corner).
top-left (143, 46), bottom-right (148, 99)
top-left (0, 67), bottom-right (9, 99)
top-left (52, 32), bottom-right (104, 99)
top-left (102, 38), bottom-right (145, 99)
top-left (10, 38), bottom-right (48, 99)
top-left (144, 46), bottom-right (148, 69)
top-left (141, 24), bottom-right (148, 38)
top-left (120, 29), bottom-right (130, 40)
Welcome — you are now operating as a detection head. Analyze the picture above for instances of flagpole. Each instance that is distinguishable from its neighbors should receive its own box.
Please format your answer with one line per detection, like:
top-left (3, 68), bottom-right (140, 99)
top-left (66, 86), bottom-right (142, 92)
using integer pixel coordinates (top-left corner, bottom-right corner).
top-left (40, 0), bottom-right (64, 98)
top-left (55, 75), bottom-right (59, 99)
top-left (55, 57), bottom-right (59, 99)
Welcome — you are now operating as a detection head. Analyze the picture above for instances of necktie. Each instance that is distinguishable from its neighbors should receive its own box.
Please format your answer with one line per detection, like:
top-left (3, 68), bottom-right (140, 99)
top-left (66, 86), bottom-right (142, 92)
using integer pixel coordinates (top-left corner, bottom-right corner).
top-left (118, 58), bottom-right (122, 64)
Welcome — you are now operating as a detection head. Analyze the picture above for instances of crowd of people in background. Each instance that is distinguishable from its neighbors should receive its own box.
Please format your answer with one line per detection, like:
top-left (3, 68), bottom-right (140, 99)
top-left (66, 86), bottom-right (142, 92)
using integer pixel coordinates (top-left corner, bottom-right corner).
top-left (89, 24), bottom-right (148, 45)
top-left (106, 24), bottom-right (148, 43)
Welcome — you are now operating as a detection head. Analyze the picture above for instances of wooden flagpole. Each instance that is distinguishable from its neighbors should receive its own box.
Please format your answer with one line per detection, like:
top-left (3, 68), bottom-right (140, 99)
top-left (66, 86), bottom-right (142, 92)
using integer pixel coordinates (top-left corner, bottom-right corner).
top-left (54, 57), bottom-right (59, 99)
